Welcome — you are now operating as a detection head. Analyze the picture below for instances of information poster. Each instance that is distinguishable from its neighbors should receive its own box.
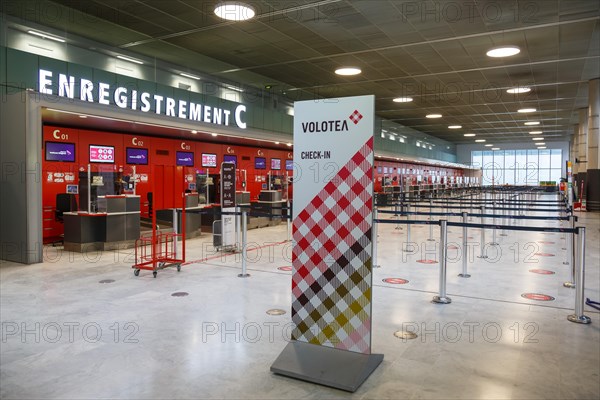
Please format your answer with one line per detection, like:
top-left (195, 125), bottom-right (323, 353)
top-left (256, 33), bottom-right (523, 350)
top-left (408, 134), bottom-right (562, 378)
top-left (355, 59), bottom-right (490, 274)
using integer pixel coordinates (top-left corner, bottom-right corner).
top-left (221, 162), bottom-right (236, 247)
top-left (291, 95), bottom-right (375, 354)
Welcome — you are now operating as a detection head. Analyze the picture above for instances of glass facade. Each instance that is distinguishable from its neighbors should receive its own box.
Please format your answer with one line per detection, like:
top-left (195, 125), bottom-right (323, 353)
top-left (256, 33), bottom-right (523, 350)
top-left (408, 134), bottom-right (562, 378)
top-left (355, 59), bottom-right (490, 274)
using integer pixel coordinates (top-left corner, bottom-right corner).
top-left (471, 149), bottom-right (562, 185)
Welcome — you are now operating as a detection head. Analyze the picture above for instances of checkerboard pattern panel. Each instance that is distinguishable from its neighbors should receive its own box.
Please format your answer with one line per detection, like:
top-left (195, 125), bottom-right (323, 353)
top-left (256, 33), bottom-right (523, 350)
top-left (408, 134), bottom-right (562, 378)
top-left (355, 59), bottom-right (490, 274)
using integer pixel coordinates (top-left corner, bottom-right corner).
top-left (291, 137), bottom-right (373, 354)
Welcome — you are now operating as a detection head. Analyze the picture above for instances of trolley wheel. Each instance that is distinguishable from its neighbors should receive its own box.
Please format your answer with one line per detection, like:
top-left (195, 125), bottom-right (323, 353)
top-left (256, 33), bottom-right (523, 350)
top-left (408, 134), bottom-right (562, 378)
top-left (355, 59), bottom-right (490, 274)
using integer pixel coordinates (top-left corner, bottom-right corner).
top-left (134, 269), bottom-right (140, 277)
top-left (176, 264), bottom-right (181, 272)
top-left (153, 271), bottom-right (157, 278)
top-left (159, 262), bottom-right (165, 268)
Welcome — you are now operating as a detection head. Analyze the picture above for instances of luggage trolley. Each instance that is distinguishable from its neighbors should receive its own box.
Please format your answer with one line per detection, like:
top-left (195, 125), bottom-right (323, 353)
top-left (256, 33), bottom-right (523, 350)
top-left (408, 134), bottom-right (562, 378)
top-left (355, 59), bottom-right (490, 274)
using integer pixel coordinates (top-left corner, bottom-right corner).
top-left (132, 195), bottom-right (187, 278)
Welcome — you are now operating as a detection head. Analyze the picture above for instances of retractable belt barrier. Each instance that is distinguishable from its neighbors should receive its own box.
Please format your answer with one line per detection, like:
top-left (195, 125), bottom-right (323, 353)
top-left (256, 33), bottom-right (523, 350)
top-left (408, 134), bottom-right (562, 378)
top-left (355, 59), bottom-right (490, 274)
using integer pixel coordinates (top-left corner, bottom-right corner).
top-left (376, 209), bottom-right (574, 221)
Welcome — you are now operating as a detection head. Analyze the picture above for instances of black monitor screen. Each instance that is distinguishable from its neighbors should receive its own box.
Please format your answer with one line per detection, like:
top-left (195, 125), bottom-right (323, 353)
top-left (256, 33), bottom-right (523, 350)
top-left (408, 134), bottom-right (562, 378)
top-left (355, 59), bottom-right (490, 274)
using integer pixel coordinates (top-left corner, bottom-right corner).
top-left (223, 154), bottom-right (237, 165)
top-left (176, 151), bottom-right (194, 166)
top-left (271, 158), bottom-right (281, 170)
top-left (201, 153), bottom-right (217, 168)
top-left (126, 147), bottom-right (148, 165)
top-left (285, 159), bottom-right (294, 171)
top-left (45, 142), bottom-right (75, 162)
top-left (255, 157), bottom-right (266, 169)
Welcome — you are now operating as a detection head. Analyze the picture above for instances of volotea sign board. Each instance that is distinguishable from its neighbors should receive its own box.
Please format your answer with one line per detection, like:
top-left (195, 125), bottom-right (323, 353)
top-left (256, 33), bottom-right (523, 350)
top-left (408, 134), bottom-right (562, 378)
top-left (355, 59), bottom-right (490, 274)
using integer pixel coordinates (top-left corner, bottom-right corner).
top-left (220, 162), bottom-right (236, 248)
top-left (290, 95), bottom-right (375, 353)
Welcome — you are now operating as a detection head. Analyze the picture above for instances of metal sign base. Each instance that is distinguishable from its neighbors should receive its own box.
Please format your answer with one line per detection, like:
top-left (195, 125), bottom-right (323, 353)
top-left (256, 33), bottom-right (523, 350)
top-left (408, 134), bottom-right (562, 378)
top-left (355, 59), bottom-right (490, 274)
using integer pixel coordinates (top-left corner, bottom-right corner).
top-left (567, 314), bottom-right (591, 324)
top-left (270, 341), bottom-right (383, 392)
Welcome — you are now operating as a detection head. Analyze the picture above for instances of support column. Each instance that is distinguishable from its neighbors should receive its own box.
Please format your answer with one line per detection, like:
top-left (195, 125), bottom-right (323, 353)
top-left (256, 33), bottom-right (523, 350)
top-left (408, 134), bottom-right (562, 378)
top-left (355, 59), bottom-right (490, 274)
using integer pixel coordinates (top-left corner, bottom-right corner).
top-left (571, 124), bottom-right (579, 176)
top-left (576, 109), bottom-right (588, 202)
top-left (587, 78), bottom-right (600, 211)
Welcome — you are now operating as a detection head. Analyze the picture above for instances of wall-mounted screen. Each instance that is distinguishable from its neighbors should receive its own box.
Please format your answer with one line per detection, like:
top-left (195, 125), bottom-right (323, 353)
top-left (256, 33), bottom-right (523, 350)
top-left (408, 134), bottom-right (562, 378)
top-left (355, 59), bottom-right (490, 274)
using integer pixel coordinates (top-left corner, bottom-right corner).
top-left (89, 144), bottom-right (115, 163)
top-left (223, 154), bottom-right (237, 165)
top-left (201, 153), bottom-right (217, 168)
top-left (126, 147), bottom-right (148, 165)
top-left (285, 159), bottom-right (294, 171)
top-left (176, 151), bottom-right (194, 166)
top-left (45, 142), bottom-right (75, 162)
top-left (66, 184), bottom-right (78, 194)
top-left (255, 157), bottom-right (266, 169)
top-left (271, 158), bottom-right (281, 170)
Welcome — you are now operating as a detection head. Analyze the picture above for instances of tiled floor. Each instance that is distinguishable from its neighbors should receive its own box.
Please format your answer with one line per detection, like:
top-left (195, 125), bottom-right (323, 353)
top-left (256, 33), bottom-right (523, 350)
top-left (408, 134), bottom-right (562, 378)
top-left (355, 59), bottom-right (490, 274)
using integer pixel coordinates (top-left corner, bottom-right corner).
top-left (1, 197), bottom-right (599, 399)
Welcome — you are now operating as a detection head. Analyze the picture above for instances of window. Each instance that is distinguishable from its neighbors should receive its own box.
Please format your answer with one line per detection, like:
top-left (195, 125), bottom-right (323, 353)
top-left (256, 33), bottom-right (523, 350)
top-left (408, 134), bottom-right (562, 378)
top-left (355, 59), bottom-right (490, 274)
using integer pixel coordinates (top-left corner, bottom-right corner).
top-left (472, 148), bottom-right (561, 186)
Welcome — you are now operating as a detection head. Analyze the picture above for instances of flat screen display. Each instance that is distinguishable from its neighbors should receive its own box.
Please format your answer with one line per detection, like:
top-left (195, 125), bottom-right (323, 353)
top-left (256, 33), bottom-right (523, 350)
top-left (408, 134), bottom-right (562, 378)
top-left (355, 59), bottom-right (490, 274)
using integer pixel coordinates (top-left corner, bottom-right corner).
top-left (176, 151), bottom-right (194, 166)
top-left (201, 153), bottom-right (217, 168)
top-left (285, 159), bottom-right (294, 171)
top-left (126, 147), bottom-right (148, 165)
top-left (255, 157), bottom-right (266, 170)
top-left (45, 142), bottom-right (75, 162)
top-left (223, 154), bottom-right (237, 165)
top-left (271, 158), bottom-right (281, 170)
top-left (89, 144), bottom-right (115, 163)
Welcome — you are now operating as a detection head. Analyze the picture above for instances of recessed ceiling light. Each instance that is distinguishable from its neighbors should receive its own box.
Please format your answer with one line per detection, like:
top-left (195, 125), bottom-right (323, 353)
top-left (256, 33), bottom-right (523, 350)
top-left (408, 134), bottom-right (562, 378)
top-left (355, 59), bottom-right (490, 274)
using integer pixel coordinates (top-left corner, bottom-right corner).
top-left (287, 143), bottom-right (292, 147)
top-left (211, 133), bottom-right (218, 137)
top-left (393, 97), bottom-right (413, 103)
top-left (475, 139), bottom-right (486, 143)
top-left (485, 144), bottom-right (493, 147)
top-left (180, 72), bottom-right (200, 80)
top-left (191, 130), bottom-right (198, 134)
top-left (79, 115), bottom-right (87, 118)
top-left (214, 1), bottom-right (255, 21)
top-left (535, 142), bottom-right (546, 146)
top-left (538, 146), bottom-right (547, 149)
top-left (27, 30), bottom-right (65, 43)
top-left (486, 46), bottom-right (520, 58)
top-left (117, 55), bottom-right (144, 65)
top-left (524, 121), bottom-right (540, 126)
top-left (532, 137), bottom-right (544, 141)
top-left (448, 125), bottom-right (462, 129)
top-left (426, 114), bottom-right (442, 118)
top-left (274, 141), bottom-right (280, 145)
top-left (464, 133), bottom-right (476, 137)
top-left (335, 67), bottom-right (361, 76)
top-left (529, 131), bottom-right (542, 135)
top-left (507, 87), bottom-right (531, 94)
top-left (491, 147), bottom-right (500, 150)
top-left (518, 108), bottom-right (536, 113)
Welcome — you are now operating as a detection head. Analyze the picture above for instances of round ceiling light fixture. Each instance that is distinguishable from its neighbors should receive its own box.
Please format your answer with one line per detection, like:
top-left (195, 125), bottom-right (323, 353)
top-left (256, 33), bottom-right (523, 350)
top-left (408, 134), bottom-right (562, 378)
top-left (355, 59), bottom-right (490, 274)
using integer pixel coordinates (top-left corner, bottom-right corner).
top-left (507, 87), bottom-right (531, 94)
top-left (486, 46), bottom-right (520, 58)
top-left (426, 113), bottom-right (442, 118)
top-left (214, 2), bottom-right (256, 21)
top-left (524, 121), bottom-right (540, 126)
top-left (529, 131), bottom-right (543, 135)
top-left (464, 133), bottom-right (476, 137)
top-left (448, 125), bottom-right (462, 129)
top-left (335, 67), bottom-right (361, 76)
top-left (518, 108), bottom-right (537, 113)
top-left (393, 97), bottom-right (413, 103)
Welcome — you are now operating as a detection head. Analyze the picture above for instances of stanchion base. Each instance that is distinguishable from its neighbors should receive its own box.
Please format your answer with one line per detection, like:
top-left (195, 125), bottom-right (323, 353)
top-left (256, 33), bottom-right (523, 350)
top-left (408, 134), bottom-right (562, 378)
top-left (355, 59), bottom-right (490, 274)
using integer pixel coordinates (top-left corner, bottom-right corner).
top-left (477, 255), bottom-right (488, 259)
top-left (567, 314), bottom-right (591, 324)
top-left (490, 242), bottom-right (499, 246)
top-left (395, 227), bottom-right (403, 230)
top-left (373, 264), bottom-right (381, 269)
top-left (427, 238), bottom-right (435, 241)
top-left (432, 296), bottom-right (452, 304)
top-left (562, 262), bottom-right (570, 265)
top-left (458, 273), bottom-right (471, 278)
top-left (238, 273), bottom-right (251, 278)
top-left (563, 281), bottom-right (575, 288)
top-left (500, 233), bottom-right (508, 236)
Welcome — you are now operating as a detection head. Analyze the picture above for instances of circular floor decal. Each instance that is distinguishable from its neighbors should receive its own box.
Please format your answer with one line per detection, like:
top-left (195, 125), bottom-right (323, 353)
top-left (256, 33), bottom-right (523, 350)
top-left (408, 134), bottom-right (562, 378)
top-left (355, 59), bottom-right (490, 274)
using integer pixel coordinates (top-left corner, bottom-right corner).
top-left (394, 330), bottom-right (418, 340)
top-left (521, 293), bottom-right (555, 301)
top-left (266, 309), bottom-right (286, 316)
top-left (538, 241), bottom-right (555, 245)
top-left (382, 278), bottom-right (409, 285)
top-left (99, 279), bottom-right (115, 284)
top-left (171, 292), bottom-right (189, 297)
top-left (416, 259), bottom-right (438, 264)
top-left (529, 269), bottom-right (556, 275)
top-left (534, 252), bottom-right (555, 257)
top-left (277, 266), bottom-right (292, 272)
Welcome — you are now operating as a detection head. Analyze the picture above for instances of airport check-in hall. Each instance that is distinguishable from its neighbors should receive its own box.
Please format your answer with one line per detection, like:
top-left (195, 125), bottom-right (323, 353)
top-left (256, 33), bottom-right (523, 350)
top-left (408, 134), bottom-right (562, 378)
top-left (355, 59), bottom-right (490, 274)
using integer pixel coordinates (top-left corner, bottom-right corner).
top-left (0, 1), bottom-right (599, 399)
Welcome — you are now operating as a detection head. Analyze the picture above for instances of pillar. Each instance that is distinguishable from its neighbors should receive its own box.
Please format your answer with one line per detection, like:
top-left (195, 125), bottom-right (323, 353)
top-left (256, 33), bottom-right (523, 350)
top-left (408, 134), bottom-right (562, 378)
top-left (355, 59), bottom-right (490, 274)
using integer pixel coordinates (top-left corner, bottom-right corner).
top-left (575, 109), bottom-right (588, 201)
top-left (587, 78), bottom-right (600, 211)
top-left (572, 124), bottom-right (579, 176)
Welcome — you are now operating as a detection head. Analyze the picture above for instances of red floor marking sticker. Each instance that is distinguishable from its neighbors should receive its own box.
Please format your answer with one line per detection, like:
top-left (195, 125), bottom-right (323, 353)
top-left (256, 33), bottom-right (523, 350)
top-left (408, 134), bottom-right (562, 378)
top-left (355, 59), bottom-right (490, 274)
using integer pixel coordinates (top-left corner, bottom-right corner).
top-left (529, 269), bottom-right (556, 275)
top-left (538, 241), bottom-right (555, 244)
top-left (458, 236), bottom-right (475, 239)
top-left (382, 278), bottom-right (409, 284)
top-left (277, 266), bottom-right (292, 271)
top-left (417, 259), bottom-right (438, 264)
top-left (534, 253), bottom-right (555, 257)
top-left (521, 293), bottom-right (555, 301)
top-left (447, 245), bottom-right (459, 250)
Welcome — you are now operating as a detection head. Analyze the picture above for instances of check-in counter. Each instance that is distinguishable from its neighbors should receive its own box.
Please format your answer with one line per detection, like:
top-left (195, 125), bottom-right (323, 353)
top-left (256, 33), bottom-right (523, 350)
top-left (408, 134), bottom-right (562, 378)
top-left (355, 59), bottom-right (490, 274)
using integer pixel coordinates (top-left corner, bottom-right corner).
top-left (63, 195), bottom-right (141, 251)
top-left (156, 193), bottom-right (204, 236)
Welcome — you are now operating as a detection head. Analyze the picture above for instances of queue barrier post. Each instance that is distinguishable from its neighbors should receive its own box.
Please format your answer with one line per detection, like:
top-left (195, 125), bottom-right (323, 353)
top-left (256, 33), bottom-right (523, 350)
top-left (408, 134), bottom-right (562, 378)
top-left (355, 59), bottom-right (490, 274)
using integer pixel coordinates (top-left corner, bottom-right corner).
top-left (478, 205), bottom-right (488, 259)
top-left (286, 200), bottom-right (291, 242)
top-left (404, 204), bottom-right (411, 252)
top-left (428, 199), bottom-right (434, 241)
top-left (238, 210), bottom-right (250, 278)
top-left (567, 227), bottom-right (591, 324)
top-left (458, 212), bottom-right (470, 278)
top-left (433, 219), bottom-right (451, 304)
top-left (564, 215), bottom-right (576, 288)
